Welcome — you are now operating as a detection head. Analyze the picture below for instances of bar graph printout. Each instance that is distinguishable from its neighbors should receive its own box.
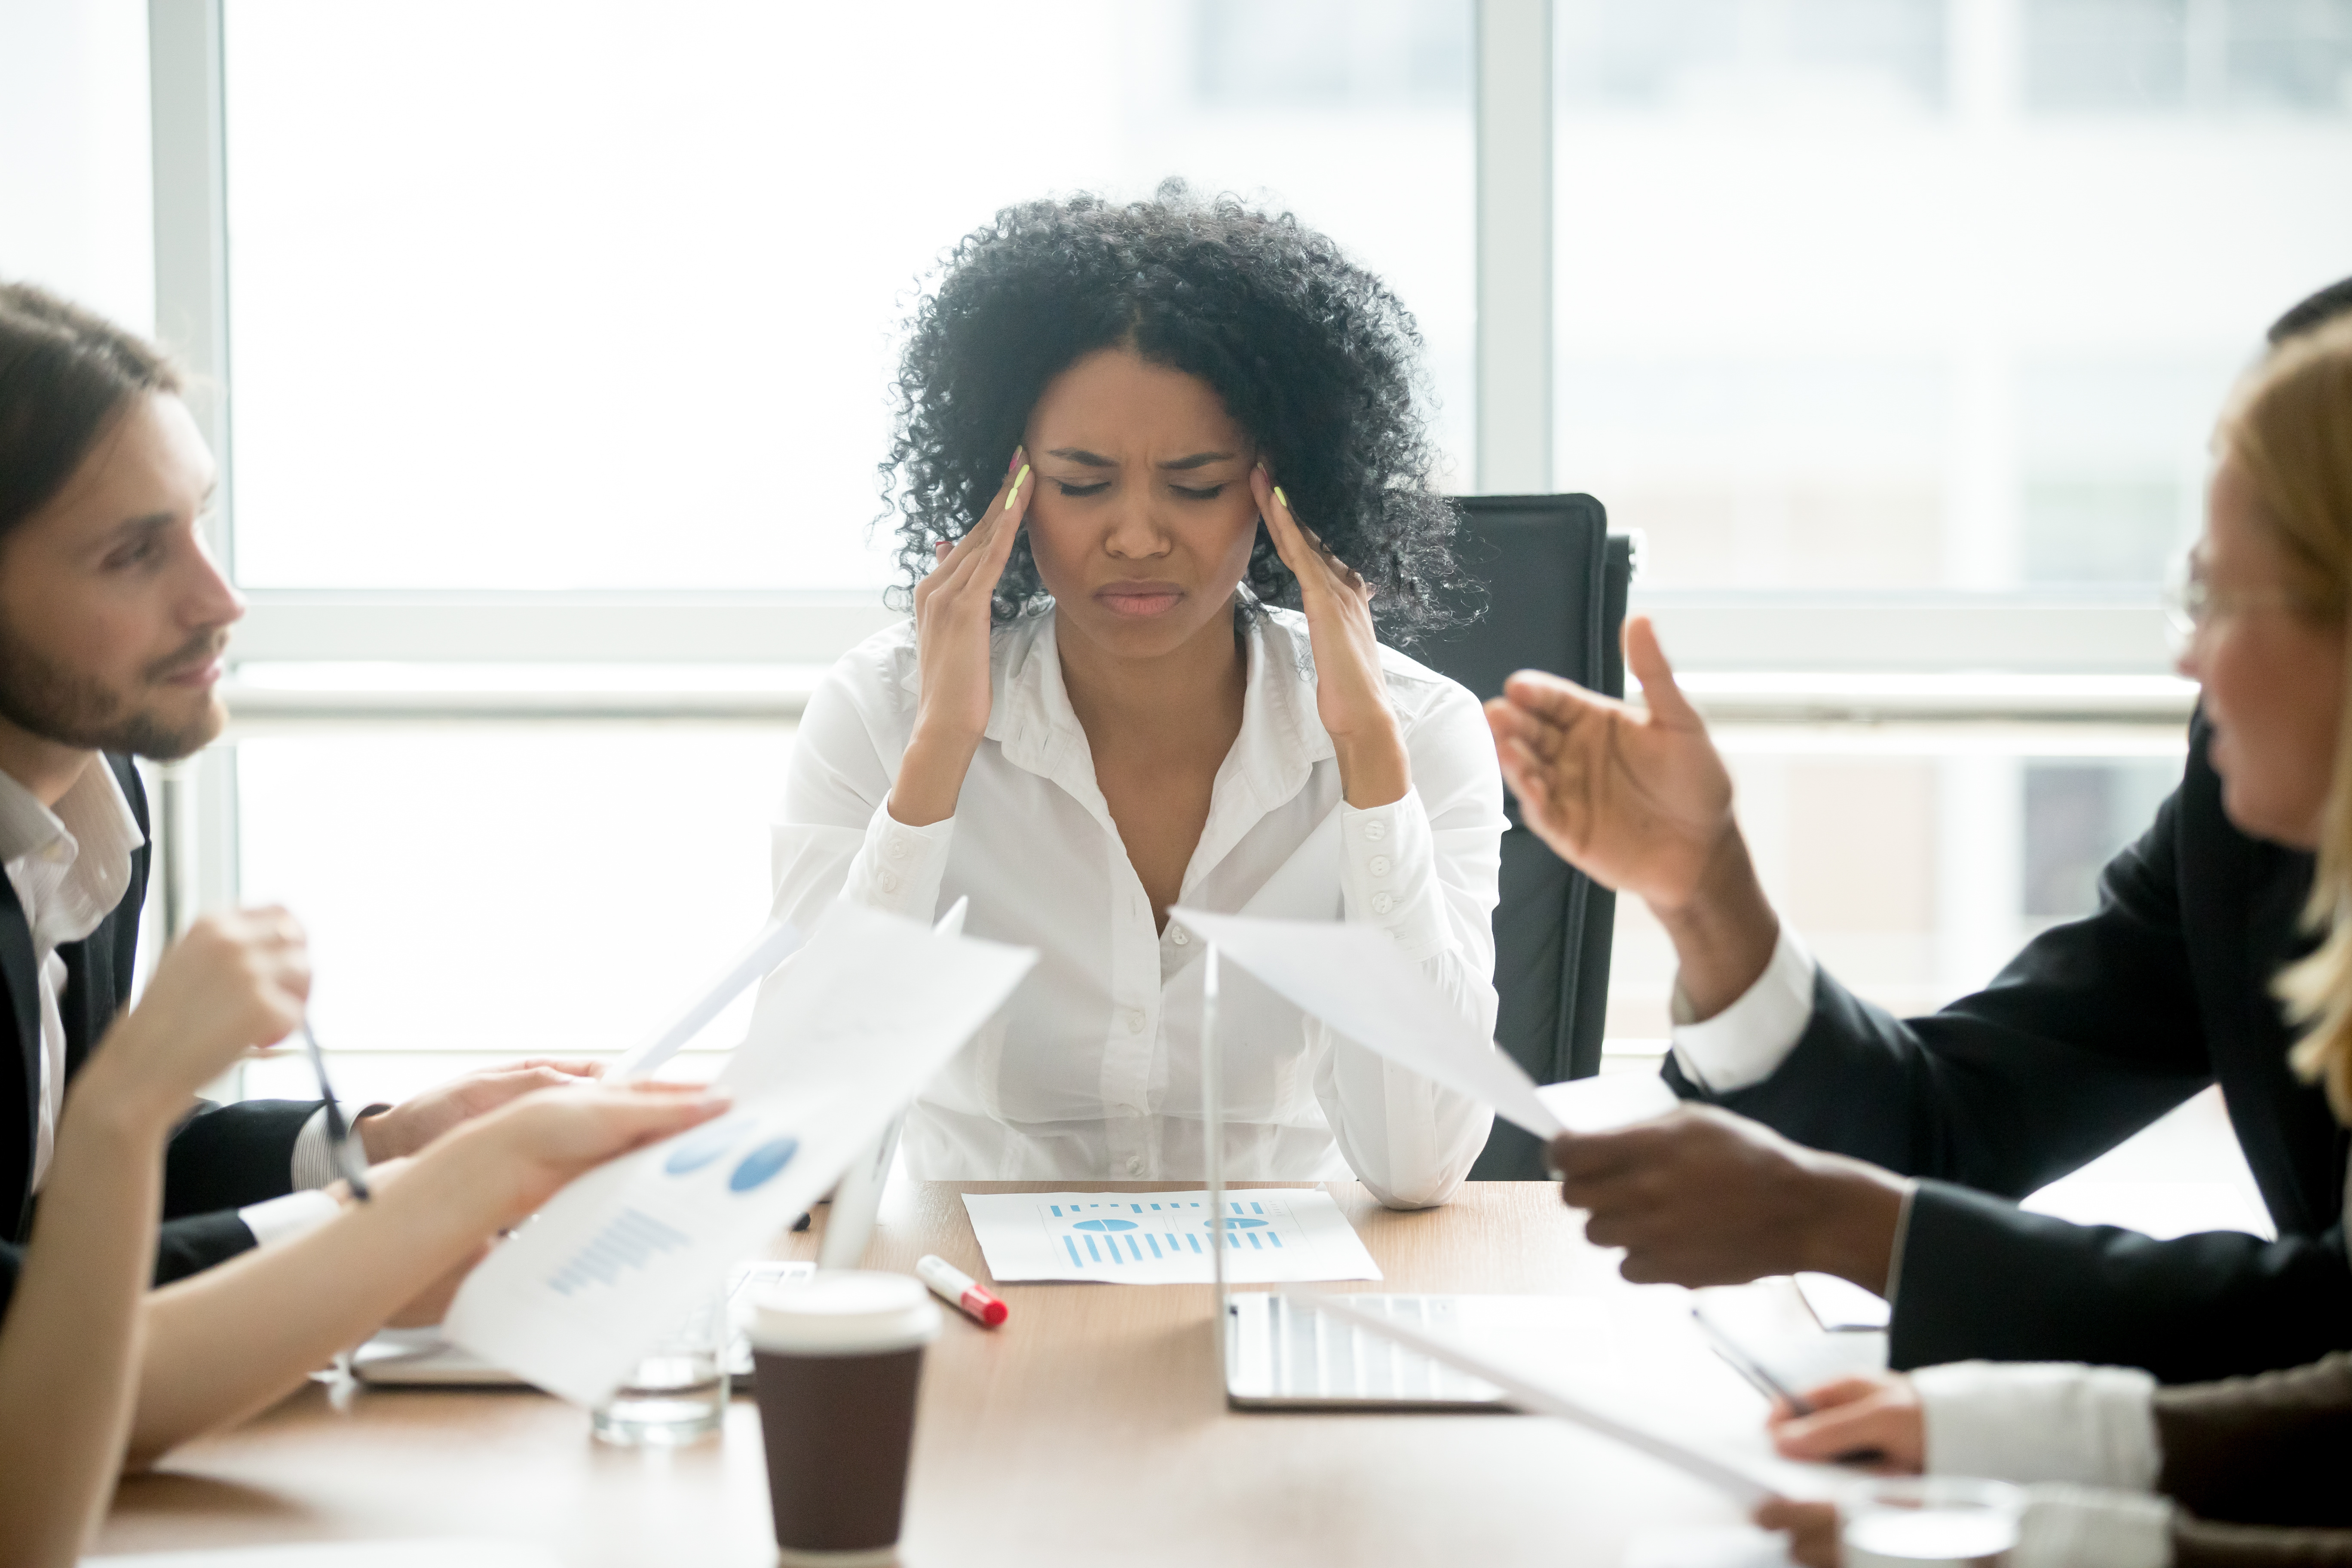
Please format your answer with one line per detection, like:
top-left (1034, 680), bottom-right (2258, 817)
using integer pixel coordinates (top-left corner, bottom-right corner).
top-left (445, 905), bottom-right (1038, 1406)
top-left (962, 1189), bottom-right (1381, 1284)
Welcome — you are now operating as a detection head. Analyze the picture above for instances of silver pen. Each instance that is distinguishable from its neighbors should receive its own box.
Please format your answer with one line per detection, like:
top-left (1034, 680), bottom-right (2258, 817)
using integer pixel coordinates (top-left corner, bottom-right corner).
top-left (299, 1019), bottom-right (371, 1201)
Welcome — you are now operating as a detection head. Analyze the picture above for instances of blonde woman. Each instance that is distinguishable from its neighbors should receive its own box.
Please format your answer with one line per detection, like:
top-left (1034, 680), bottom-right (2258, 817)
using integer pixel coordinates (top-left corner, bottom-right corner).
top-left (0, 909), bottom-right (726, 1568)
top-left (1755, 316), bottom-right (2352, 1565)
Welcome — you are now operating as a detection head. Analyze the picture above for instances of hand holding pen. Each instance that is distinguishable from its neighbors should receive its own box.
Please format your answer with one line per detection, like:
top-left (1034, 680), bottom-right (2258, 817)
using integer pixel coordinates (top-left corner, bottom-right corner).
top-left (1693, 1307), bottom-right (1896, 1468)
top-left (1763, 1369), bottom-right (1924, 1473)
top-left (300, 1017), bottom-right (370, 1201)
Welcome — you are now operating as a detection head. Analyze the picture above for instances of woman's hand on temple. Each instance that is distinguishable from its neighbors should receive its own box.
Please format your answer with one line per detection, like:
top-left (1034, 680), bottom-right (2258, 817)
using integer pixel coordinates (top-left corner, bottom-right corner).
top-left (1768, 1374), bottom-right (1927, 1472)
top-left (82, 908), bottom-right (312, 1126)
top-left (894, 449), bottom-right (1034, 827)
top-left (1253, 465), bottom-right (1409, 807)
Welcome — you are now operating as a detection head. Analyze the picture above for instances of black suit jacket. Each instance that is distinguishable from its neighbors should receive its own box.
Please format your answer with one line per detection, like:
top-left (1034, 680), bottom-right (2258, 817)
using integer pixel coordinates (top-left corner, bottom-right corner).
top-left (0, 755), bottom-right (319, 1316)
top-left (1669, 715), bottom-right (2352, 1384)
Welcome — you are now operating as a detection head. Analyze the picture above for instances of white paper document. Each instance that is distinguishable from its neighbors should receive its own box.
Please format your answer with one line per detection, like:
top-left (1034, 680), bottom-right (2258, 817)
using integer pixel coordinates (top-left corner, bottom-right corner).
top-left (1535, 1072), bottom-right (1681, 1133)
top-left (963, 1188), bottom-right (1383, 1284)
top-left (445, 905), bottom-right (1036, 1406)
top-left (1169, 909), bottom-right (1568, 1139)
top-left (1305, 1293), bottom-right (1839, 1506)
top-left (610, 918), bottom-right (804, 1079)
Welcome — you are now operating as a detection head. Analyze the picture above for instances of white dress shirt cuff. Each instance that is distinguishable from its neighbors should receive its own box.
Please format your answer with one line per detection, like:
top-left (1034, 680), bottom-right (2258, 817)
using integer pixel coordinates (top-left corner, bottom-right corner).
top-left (237, 1187), bottom-right (343, 1250)
top-left (1668, 923), bottom-right (1817, 1094)
top-left (842, 800), bottom-right (956, 921)
top-left (288, 1106), bottom-right (338, 1191)
top-left (1338, 791), bottom-right (1452, 964)
top-left (2012, 1485), bottom-right (2174, 1568)
top-left (1916, 1361), bottom-right (2162, 1491)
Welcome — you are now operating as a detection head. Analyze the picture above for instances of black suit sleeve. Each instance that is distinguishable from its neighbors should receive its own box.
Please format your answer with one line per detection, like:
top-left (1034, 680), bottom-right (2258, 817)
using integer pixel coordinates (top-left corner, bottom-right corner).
top-left (162, 1099), bottom-right (319, 1218)
top-left (0, 1212), bottom-right (257, 1323)
top-left (1667, 787), bottom-right (2214, 1194)
top-left (152, 1211), bottom-right (258, 1286)
top-left (1894, 1184), bottom-right (2352, 1382)
top-left (1664, 784), bottom-right (2352, 1380)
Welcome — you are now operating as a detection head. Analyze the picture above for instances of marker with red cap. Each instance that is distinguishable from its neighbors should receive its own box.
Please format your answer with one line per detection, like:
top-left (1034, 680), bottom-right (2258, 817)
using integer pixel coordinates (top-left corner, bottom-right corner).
top-left (916, 1253), bottom-right (1009, 1328)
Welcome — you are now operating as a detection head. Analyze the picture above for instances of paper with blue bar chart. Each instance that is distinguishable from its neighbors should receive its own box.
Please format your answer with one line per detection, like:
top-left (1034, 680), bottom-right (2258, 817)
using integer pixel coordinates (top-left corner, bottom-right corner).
top-left (962, 1189), bottom-right (1381, 1283)
top-left (444, 905), bottom-right (1038, 1406)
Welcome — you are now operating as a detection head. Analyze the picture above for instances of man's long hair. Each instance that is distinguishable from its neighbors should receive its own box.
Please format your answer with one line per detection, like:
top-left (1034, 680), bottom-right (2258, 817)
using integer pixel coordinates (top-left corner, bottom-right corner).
top-left (0, 282), bottom-right (182, 540)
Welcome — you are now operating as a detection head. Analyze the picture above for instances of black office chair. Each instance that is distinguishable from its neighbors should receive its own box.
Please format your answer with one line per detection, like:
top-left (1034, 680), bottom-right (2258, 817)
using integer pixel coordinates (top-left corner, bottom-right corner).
top-left (1404, 495), bottom-right (1632, 1180)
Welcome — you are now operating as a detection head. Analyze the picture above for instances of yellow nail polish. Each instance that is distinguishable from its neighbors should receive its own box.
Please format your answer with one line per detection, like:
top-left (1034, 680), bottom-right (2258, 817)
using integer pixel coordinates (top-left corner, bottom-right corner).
top-left (1006, 464), bottom-right (1031, 507)
top-left (1274, 485), bottom-right (1290, 510)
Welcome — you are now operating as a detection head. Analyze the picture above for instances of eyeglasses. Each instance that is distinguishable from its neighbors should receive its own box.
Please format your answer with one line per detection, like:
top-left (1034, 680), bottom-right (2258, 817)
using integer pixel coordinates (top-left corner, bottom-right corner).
top-left (2162, 549), bottom-right (2324, 657)
top-left (300, 1019), bottom-right (371, 1201)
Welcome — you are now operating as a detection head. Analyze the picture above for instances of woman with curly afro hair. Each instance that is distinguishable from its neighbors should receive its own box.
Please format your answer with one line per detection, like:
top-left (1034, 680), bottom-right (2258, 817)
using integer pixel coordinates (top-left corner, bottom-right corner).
top-left (765, 187), bottom-right (1505, 1207)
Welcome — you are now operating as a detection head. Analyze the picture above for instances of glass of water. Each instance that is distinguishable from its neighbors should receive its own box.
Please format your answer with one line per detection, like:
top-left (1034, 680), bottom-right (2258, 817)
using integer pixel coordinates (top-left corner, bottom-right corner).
top-left (591, 1289), bottom-right (730, 1447)
top-left (1841, 1477), bottom-right (2025, 1568)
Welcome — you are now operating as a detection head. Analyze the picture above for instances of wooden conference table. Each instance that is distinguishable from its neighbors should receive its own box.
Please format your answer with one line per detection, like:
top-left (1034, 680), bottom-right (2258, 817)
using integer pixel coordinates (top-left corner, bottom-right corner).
top-left (97, 1182), bottom-right (1778, 1567)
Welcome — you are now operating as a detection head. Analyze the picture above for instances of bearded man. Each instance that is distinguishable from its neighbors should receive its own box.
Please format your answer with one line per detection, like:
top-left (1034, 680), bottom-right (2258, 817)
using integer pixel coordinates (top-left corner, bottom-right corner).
top-left (0, 281), bottom-right (595, 1308)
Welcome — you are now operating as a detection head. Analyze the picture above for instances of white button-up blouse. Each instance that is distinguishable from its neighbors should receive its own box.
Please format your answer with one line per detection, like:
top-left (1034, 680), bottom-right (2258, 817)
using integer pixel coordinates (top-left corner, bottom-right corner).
top-left (766, 604), bottom-right (1507, 1208)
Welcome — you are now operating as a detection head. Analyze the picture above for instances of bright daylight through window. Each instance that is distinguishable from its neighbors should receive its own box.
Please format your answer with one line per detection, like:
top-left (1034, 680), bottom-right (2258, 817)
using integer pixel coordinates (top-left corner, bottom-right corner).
top-left (1545, 0), bottom-right (2352, 1039)
top-left (199, 0), bottom-right (2352, 1074)
top-left (222, 0), bottom-right (1473, 590)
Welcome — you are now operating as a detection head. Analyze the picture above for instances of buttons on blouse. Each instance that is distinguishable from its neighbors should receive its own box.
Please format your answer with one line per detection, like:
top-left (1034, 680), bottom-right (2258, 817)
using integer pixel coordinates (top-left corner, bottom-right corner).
top-left (1171, 928), bottom-right (1190, 946)
top-left (1363, 820), bottom-right (1387, 842)
top-left (1371, 892), bottom-right (1395, 916)
top-left (886, 837), bottom-right (908, 861)
top-left (879, 870), bottom-right (902, 895)
top-left (1125, 1155), bottom-right (1143, 1175)
top-left (1124, 1008), bottom-right (1147, 1035)
top-left (1368, 854), bottom-right (1391, 877)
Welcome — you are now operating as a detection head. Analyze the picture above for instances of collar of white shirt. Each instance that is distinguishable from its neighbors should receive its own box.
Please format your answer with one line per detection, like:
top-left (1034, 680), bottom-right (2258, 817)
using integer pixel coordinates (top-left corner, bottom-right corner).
top-left (896, 603), bottom-right (1340, 848)
top-left (0, 755), bottom-right (144, 946)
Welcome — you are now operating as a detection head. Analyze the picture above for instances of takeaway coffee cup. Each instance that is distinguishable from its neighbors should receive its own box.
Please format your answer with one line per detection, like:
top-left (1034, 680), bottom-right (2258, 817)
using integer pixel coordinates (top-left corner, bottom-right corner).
top-left (748, 1270), bottom-right (942, 1566)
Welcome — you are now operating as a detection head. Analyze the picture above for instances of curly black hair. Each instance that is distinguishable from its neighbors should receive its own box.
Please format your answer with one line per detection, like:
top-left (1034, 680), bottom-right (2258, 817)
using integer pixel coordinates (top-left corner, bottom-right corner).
top-left (879, 183), bottom-right (1476, 639)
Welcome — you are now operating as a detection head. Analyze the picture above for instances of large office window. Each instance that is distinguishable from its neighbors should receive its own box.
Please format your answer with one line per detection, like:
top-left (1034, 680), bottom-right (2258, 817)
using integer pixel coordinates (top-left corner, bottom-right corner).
top-left (223, 0), bottom-right (1474, 591)
top-left (149, 0), bottom-right (2346, 1084)
top-left (1553, 0), bottom-right (2352, 594)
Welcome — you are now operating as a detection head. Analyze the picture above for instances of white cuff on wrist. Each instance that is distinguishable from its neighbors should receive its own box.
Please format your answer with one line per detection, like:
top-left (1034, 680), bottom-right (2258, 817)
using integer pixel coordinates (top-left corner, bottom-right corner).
top-left (1916, 1360), bottom-right (2162, 1490)
top-left (1668, 924), bottom-right (1816, 1094)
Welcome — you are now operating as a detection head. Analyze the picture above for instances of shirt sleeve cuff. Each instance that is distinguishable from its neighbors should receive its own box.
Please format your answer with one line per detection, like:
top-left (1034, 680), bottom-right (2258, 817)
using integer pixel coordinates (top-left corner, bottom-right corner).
top-left (288, 1106), bottom-right (337, 1190)
top-left (1916, 1361), bottom-right (2162, 1490)
top-left (237, 1187), bottom-right (343, 1250)
top-left (841, 799), bottom-right (956, 921)
top-left (2013, 1484), bottom-right (2174, 1568)
top-left (1337, 791), bottom-right (1453, 964)
top-left (1668, 923), bottom-right (1817, 1094)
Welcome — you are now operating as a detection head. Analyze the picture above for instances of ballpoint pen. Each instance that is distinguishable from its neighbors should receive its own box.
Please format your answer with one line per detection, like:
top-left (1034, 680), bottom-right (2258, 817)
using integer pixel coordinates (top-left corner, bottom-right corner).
top-left (1692, 1307), bottom-right (1886, 1465)
top-left (1690, 1305), bottom-right (1810, 1414)
top-left (300, 1018), bottom-right (371, 1201)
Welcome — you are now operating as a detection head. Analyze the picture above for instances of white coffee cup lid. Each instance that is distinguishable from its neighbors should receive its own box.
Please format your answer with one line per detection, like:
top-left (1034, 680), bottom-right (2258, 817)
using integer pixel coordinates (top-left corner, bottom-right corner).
top-left (748, 1270), bottom-right (940, 1357)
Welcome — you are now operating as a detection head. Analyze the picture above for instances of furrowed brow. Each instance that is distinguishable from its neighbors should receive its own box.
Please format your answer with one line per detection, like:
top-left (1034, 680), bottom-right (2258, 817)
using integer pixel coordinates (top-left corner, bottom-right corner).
top-left (1159, 451), bottom-right (1237, 471)
top-left (1045, 448), bottom-right (1118, 468)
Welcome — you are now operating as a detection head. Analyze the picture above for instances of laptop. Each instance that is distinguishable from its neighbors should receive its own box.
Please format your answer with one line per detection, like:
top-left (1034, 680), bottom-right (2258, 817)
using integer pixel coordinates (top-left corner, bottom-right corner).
top-left (1200, 946), bottom-right (1589, 1411)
